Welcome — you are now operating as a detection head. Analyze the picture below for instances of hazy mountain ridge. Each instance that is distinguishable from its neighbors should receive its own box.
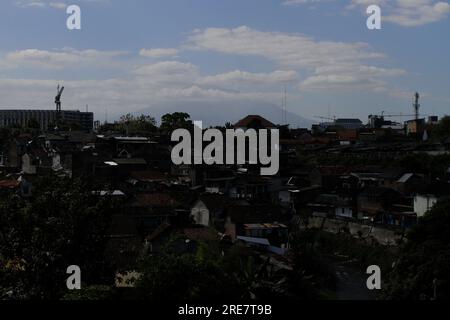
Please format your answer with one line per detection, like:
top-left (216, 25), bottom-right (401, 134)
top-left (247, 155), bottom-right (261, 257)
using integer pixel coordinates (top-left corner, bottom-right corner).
top-left (133, 101), bottom-right (313, 128)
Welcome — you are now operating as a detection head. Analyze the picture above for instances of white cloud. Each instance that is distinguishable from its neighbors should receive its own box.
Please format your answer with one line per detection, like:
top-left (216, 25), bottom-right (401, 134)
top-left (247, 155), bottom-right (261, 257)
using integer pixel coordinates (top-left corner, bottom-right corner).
top-left (139, 48), bottom-right (180, 58)
top-left (282, 0), bottom-right (450, 26)
top-left (187, 26), bottom-right (385, 69)
top-left (186, 26), bottom-right (404, 92)
top-left (349, 0), bottom-right (450, 26)
top-left (1, 48), bottom-right (128, 69)
top-left (0, 26), bottom-right (411, 117)
top-left (14, 0), bottom-right (110, 8)
top-left (199, 70), bottom-right (298, 86)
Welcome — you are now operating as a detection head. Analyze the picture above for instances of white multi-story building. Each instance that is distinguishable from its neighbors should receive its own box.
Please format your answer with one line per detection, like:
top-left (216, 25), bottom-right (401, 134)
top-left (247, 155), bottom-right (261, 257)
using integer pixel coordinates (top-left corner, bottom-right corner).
top-left (0, 109), bottom-right (93, 130)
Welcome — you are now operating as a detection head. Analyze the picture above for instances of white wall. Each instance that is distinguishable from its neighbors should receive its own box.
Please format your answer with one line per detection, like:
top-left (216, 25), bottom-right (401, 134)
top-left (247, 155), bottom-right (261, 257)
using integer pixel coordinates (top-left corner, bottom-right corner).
top-left (190, 200), bottom-right (210, 226)
top-left (22, 154), bottom-right (36, 175)
top-left (414, 195), bottom-right (438, 217)
top-left (335, 206), bottom-right (353, 218)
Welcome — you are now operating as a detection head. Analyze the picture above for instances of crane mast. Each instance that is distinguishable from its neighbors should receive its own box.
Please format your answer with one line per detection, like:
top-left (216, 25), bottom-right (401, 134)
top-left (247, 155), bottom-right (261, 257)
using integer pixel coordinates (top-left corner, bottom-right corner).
top-left (413, 92), bottom-right (420, 121)
top-left (55, 85), bottom-right (64, 128)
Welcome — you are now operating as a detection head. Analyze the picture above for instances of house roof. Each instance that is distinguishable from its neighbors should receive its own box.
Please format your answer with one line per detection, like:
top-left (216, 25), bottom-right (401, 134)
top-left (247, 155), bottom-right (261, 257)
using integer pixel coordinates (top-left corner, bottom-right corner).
top-left (146, 223), bottom-right (219, 243)
top-left (397, 173), bottom-right (425, 183)
top-left (130, 170), bottom-right (168, 182)
top-left (360, 186), bottom-right (400, 198)
top-left (397, 173), bottom-right (414, 183)
top-left (197, 194), bottom-right (249, 212)
top-left (234, 115), bottom-right (276, 129)
top-left (227, 204), bottom-right (283, 224)
top-left (182, 226), bottom-right (220, 242)
top-left (0, 180), bottom-right (19, 189)
top-left (244, 223), bottom-right (288, 230)
top-left (198, 194), bottom-right (230, 211)
top-left (237, 236), bottom-right (271, 246)
top-left (112, 158), bottom-right (147, 165)
top-left (132, 193), bottom-right (176, 208)
top-left (313, 166), bottom-right (350, 176)
top-left (335, 118), bottom-right (363, 124)
top-left (92, 190), bottom-right (125, 196)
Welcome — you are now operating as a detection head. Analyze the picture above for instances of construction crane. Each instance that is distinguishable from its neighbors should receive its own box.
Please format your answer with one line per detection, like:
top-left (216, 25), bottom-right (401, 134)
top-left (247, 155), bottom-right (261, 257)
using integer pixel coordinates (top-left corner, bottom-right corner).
top-left (383, 113), bottom-right (419, 118)
top-left (55, 85), bottom-right (64, 128)
top-left (314, 115), bottom-right (336, 123)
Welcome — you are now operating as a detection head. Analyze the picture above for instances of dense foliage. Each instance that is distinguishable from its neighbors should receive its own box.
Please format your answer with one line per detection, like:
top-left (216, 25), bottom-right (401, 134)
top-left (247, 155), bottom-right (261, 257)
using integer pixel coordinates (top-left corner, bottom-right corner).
top-left (0, 176), bottom-right (116, 299)
top-left (384, 197), bottom-right (450, 300)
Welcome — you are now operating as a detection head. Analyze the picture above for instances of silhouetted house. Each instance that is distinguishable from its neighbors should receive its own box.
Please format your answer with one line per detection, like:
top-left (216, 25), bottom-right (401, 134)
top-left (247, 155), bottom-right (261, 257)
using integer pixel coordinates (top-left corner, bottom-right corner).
top-left (190, 194), bottom-right (230, 228)
top-left (414, 194), bottom-right (438, 218)
top-left (112, 158), bottom-right (147, 176)
top-left (335, 118), bottom-right (363, 130)
top-left (395, 173), bottom-right (426, 195)
top-left (309, 166), bottom-right (349, 189)
top-left (241, 223), bottom-right (289, 248)
top-left (308, 193), bottom-right (354, 219)
top-left (234, 115), bottom-right (277, 130)
top-left (22, 147), bottom-right (52, 175)
top-left (357, 187), bottom-right (401, 219)
top-left (224, 204), bottom-right (287, 241)
top-left (144, 223), bottom-right (220, 255)
top-left (128, 192), bottom-right (179, 232)
top-left (405, 118), bottom-right (425, 135)
top-left (229, 175), bottom-right (272, 200)
top-left (279, 186), bottom-right (322, 213)
top-left (413, 182), bottom-right (450, 217)
top-left (5, 134), bottom-right (32, 168)
top-left (337, 129), bottom-right (358, 145)
top-left (203, 167), bottom-right (236, 194)
top-left (127, 170), bottom-right (170, 192)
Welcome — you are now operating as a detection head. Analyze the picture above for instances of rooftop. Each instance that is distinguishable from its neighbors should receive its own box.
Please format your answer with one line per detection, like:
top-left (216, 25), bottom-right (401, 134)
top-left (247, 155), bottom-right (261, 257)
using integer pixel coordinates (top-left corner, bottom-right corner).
top-left (234, 115), bottom-right (276, 129)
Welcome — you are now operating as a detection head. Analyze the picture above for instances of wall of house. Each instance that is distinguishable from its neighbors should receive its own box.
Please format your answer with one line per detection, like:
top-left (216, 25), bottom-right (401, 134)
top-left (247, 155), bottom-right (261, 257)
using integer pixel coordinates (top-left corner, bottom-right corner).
top-left (335, 206), bottom-right (353, 218)
top-left (414, 195), bottom-right (437, 218)
top-left (22, 154), bottom-right (36, 175)
top-left (190, 201), bottom-right (210, 227)
top-left (306, 216), bottom-right (404, 246)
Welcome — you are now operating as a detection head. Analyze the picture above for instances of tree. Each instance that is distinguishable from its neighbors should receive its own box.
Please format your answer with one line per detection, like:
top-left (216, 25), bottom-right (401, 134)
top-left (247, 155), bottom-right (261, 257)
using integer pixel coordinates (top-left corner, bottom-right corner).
top-left (98, 114), bottom-right (157, 136)
top-left (160, 112), bottom-right (192, 133)
top-left (0, 176), bottom-right (117, 299)
top-left (433, 116), bottom-right (450, 139)
top-left (134, 240), bottom-right (246, 301)
top-left (384, 197), bottom-right (450, 300)
top-left (118, 114), bottom-right (157, 136)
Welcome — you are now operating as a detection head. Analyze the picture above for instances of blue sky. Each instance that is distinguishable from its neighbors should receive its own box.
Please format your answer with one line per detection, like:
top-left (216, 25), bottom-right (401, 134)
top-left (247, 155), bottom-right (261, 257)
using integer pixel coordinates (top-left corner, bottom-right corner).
top-left (1, 0), bottom-right (449, 123)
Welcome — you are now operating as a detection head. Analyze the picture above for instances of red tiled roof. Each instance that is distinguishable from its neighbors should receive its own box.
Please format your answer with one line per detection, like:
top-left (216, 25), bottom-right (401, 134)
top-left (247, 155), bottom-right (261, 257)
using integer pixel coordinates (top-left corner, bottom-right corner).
top-left (234, 115), bottom-right (276, 129)
top-left (0, 180), bottom-right (19, 189)
top-left (132, 193), bottom-right (176, 208)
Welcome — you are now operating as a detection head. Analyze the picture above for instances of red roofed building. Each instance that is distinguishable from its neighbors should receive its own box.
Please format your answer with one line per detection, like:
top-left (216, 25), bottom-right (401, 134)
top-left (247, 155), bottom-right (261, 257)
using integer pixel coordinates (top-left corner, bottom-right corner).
top-left (0, 179), bottom-right (20, 189)
top-left (234, 115), bottom-right (277, 130)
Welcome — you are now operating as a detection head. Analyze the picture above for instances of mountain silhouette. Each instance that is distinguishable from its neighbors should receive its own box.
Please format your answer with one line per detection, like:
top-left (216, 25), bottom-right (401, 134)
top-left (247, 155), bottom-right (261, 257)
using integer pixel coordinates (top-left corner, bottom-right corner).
top-left (133, 100), bottom-right (313, 128)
